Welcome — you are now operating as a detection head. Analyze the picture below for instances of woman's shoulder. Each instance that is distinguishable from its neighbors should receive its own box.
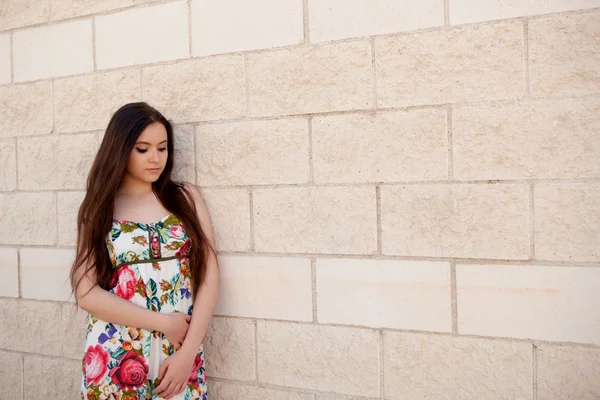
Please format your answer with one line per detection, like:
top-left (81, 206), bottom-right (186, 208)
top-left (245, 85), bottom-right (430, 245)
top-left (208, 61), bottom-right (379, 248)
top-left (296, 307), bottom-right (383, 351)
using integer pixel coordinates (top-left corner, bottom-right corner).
top-left (179, 182), bottom-right (206, 208)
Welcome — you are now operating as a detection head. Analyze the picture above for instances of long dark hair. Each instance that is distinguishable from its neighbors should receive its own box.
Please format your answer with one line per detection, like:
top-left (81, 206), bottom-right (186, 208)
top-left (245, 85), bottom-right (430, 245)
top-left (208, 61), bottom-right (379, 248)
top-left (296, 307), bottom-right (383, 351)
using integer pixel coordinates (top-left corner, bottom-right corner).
top-left (70, 102), bottom-right (213, 301)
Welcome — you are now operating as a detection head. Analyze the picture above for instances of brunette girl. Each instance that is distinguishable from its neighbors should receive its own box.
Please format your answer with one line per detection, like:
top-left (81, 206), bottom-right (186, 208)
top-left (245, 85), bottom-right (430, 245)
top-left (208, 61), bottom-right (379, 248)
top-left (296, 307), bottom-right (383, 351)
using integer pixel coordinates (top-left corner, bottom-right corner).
top-left (70, 102), bottom-right (219, 400)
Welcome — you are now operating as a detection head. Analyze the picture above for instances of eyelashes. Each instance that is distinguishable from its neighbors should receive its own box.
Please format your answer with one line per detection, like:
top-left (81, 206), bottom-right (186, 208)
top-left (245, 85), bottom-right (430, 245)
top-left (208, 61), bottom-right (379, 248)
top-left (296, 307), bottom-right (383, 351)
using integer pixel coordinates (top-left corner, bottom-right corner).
top-left (135, 148), bottom-right (167, 154)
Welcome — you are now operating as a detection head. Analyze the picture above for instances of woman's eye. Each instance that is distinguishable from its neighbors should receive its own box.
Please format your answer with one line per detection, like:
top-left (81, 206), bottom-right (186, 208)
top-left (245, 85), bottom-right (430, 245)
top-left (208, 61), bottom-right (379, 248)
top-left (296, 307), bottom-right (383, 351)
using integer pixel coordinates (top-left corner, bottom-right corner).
top-left (136, 148), bottom-right (148, 153)
top-left (159, 148), bottom-right (167, 152)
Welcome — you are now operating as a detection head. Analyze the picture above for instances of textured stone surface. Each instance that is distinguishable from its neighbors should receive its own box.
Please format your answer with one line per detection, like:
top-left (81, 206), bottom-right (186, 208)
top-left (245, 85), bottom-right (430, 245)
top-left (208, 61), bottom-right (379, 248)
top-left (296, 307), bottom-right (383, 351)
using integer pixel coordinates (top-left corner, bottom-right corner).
top-left (13, 19), bottom-right (93, 82)
top-left (538, 345), bottom-right (600, 400)
top-left (530, 11), bottom-right (600, 97)
top-left (210, 381), bottom-right (315, 400)
top-left (172, 124), bottom-right (196, 184)
top-left (313, 109), bottom-right (448, 183)
top-left (0, 139), bottom-right (16, 191)
top-left (535, 183), bottom-right (600, 261)
top-left (49, 0), bottom-right (159, 20)
top-left (197, 118), bottom-right (310, 185)
top-left (214, 256), bottom-right (312, 321)
top-left (0, 351), bottom-right (22, 400)
top-left (95, 0), bottom-right (188, 69)
top-left (204, 317), bottom-right (256, 381)
top-left (0, 34), bottom-right (9, 83)
top-left (24, 356), bottom-right (81, 399)
top-left (309, 0), bottom-right (444, 42)
top-left (248, 41), bottom-right (374, 117)
top-left (0, 192), bottom-right (56, 245)
top-left (191, 0), bottom-right (303, 56)
top-left (0, 248), bottom-right (18, 297)
top-left (142, 56), bottom-right (245, 123)
top-left (384, 332), bottom-right (533, 400)
top-left (257, 321), bottom-right (379, 397)
top-left (0, 298), bottom-right (61, 355)
top-left (457, 264), bottom-right (600, 344)
top-left (17, 133), bottom-right (97, 190)
top-left (450, 0), bottom-right (600, 24)
top-left (0, 0), bottom-right (49, 31)
top-left (61, 303), bottom-right (88, 359)
top-left (199, 188), bottom-right (251, 252)
top-left (54, 70), bottom-right (140, 133)
top-left (381, 184), bottom-right (530, 259)
top-left (254, 187), bottom-right (377, 254)
top-left (453, 98), bottom-right (600, 180)
top-left (376, 22), bottom-right (524, 107)
top-left (0, 82), bottom-right (53, 138)
top-left (317, 259), bottom-right (451, 331)
top-left (57, 191), bottom-right (85, 246)
top-left (20, 248), bottom-right (75, 301)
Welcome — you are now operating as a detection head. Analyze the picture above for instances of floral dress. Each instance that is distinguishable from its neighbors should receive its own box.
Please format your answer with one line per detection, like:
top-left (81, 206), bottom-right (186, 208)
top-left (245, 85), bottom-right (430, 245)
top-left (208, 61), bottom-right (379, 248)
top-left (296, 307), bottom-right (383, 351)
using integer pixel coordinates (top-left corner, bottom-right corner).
top-left (81, 213), bottom-right (207, 400)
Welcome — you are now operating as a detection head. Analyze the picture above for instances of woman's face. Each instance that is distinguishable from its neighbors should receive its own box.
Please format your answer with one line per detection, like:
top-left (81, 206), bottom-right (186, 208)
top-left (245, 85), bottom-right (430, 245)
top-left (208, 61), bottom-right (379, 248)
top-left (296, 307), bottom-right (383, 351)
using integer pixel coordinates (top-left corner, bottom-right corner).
top-left (125, 122), bottom-right (169, 183)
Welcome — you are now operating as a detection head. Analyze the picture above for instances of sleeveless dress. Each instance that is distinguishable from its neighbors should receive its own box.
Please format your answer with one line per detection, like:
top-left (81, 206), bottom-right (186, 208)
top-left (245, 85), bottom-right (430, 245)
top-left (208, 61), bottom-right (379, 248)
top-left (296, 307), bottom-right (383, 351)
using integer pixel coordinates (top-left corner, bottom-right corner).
top-left (80, 212), bottom-right (208, 400)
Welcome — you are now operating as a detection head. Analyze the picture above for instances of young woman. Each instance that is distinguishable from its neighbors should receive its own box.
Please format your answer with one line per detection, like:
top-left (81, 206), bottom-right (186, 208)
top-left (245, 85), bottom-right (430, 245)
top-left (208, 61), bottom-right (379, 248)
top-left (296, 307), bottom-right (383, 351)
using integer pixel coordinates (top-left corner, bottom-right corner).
top-left (70, 102), bottom-right (219, 400)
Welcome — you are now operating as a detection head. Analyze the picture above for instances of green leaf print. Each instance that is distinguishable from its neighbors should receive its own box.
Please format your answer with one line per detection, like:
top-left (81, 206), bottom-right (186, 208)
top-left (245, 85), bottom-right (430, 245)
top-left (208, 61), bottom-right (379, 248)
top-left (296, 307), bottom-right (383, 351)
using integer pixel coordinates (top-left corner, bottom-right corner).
top-left (147, 279), bottom-right (157, 297)
top-left (163, 214), bottom-right (180, 227)
top-left (119, 222), bottom-right (139, 233)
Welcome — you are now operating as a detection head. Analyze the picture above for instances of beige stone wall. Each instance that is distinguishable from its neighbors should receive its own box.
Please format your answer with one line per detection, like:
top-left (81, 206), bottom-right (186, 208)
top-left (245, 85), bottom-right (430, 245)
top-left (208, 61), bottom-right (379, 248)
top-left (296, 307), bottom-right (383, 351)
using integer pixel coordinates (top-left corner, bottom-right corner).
top-left (1, 1), bottom-right (599, 399)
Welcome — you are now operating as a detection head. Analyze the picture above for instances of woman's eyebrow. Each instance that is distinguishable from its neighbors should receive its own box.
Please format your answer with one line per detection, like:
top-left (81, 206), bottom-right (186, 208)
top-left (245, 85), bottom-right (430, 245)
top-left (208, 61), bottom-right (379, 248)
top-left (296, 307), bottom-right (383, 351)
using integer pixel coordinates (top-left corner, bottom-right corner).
top-left (135, 140), bottom-right (168, 145)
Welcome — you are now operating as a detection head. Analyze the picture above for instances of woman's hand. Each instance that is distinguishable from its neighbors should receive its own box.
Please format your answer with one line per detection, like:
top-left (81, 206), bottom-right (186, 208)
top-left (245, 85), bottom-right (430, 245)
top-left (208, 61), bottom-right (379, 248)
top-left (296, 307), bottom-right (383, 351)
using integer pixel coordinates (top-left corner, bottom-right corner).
top-left (154, 351), bottom-right (195, 399)
top-left (162, 312), bottom-right (191, 350)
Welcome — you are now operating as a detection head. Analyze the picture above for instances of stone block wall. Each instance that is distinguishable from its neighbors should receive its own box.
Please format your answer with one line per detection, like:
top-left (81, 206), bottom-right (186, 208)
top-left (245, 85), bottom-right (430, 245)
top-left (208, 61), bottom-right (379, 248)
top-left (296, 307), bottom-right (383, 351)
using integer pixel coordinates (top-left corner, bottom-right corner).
top-left (1, 1), bottom-right (599, 399)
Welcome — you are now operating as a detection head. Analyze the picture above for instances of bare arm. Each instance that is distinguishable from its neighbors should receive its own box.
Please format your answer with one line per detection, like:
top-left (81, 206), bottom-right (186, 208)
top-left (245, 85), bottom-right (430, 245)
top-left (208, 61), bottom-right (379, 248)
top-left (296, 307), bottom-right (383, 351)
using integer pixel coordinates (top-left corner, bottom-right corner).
top-left (178, 183), bottom-right (220, 356)
top-left (75, 256), bottom-right (190, 347)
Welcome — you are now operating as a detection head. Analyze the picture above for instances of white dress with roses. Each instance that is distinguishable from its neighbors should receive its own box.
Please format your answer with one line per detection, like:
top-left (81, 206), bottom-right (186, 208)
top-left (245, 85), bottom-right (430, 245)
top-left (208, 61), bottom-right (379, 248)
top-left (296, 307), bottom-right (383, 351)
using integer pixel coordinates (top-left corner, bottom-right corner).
top-left (80, 213), bottom-right (207, 400)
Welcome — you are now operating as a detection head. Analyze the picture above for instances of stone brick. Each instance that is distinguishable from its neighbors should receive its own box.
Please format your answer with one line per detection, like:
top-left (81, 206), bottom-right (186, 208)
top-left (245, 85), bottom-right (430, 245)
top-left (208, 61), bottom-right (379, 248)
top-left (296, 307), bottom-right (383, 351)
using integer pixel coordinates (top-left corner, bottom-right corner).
top-left (530, 10), bottom-right (600, 97)
top-left (199, 188), bottom-right (250, 252)
top-left (384, 331), bottom-right (533, 399)
top-left (0, 34), bottom-right (9, 84)
top-left (0, 139), bottom-right (16, 191)
top-left (0, 82), bottom-right (53, 138)
top-left (95, 0), bottom-right (188, 69)
top-left (450, 0), bottom-right (600, 24)
top-left (0, 192), bottom-right (56, 245)
top-left (24, 357), bottom-right (81, 400)
top-left (453, 98), bottom-right (600, 180)
top-left (538, 345), bottom-right (600, 400)
top-left (317, 258), bottom-right (451, 332)
top-left (0, 248), bottom-right (18, 297)
top-left (457, 264), bottom-right (600, 345)
top-left (54, 70), bottom-right (140, 133)
top-left (214, 256), bottom-right (312, 321)
top-left (535, 183), bottom-right (600, 262)
top-left (61, 303), bottom-right (88, 359)
top-left (376, 21), bottom-right (524, 108)
top-left (204, 317), bottom-right (255, 381)
top-left (191, 0), bottom-right (303, 56)
top-left (13, 19), bottom-right (93, 82)
top-left (196, 118), bottom-right (310, 185)
top-left (49, 0), bottom-right (159, 20)
top-left (17, 133), bottom-right (97, 190)
top-left (257, 321), bottom-right (379, 397)
top-left (0, 298), bottom-right (61, 355)
top-left (20, 248), bottom-right (75, 302)
top-left (210, 381), bottom-right (315, 400)
top-left (313, 109), bottom-right (448, 183)
top-left (142, 56), bottom-right (245, 123)
top-left (309, 0), bottom-right (444, 42)
top-left (57, 191), bottom-right (85, 247)
top-left (172, 124), bottom-right (196, 184)
top-left (0, 0), bottom-right (49, 31)
top-left (248, 41), bottom-right (374, 117)
top-left (381, 184), bottom-right (530, 259)
top-left (254, 187), bottom-right (377, 254)
top-left (0, 351), bottom-right (22, 400)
